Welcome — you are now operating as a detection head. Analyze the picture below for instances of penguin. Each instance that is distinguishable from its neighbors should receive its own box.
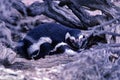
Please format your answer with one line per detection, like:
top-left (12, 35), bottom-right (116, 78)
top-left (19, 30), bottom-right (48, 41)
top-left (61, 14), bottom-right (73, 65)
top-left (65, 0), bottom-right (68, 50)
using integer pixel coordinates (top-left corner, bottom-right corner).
top-left (16, 23), bottom-right (85, 60)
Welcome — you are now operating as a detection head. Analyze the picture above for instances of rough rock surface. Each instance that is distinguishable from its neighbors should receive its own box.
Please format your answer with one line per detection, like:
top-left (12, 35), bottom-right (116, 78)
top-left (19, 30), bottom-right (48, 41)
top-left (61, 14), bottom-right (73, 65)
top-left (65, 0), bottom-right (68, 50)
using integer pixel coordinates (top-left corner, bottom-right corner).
top-left (0, 45), bottom-right (120, 80)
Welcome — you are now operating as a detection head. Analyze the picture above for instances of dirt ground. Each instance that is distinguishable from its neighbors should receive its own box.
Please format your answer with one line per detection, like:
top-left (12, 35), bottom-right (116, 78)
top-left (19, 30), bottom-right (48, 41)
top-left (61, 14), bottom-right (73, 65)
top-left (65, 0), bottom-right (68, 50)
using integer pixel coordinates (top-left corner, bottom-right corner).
top-left (0, 51), bottom-right (80, 80)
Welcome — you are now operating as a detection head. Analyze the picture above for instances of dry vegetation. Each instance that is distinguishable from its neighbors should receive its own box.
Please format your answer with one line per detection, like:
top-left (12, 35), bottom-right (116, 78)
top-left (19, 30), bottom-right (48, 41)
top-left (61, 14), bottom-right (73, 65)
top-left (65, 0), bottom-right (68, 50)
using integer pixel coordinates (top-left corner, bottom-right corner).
top-left (0, 0), bottom-right (120, 80)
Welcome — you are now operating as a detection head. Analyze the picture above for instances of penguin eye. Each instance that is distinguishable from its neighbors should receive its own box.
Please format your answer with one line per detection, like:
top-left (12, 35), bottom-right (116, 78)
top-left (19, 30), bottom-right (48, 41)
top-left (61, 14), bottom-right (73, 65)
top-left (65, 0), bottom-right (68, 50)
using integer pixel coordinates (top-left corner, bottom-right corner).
top-left (79, 35), bottom-right (85, 40)
top-left (83, 35), bottom-right (85, 38)
top-left (70, 39), bottom-right (75, 43)
top-left (69, 36), bottom-right (75, 42)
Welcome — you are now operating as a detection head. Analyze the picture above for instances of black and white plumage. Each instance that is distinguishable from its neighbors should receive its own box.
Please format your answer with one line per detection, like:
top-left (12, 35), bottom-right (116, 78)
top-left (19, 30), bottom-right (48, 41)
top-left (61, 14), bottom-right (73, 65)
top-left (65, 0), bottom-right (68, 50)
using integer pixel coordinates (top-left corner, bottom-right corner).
top-left (16, 23), bottom-right (85, 60)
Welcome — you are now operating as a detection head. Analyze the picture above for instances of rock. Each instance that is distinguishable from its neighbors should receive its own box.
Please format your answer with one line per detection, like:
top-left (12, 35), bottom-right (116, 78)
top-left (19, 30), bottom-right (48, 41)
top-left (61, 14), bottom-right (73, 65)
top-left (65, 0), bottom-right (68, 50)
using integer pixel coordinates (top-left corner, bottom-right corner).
top-left (0, 67), bottom-right (25, 80)
top-left (59, 48), bottom-right (120, 80)
top-left (0, 43), bottom-right (16, 66)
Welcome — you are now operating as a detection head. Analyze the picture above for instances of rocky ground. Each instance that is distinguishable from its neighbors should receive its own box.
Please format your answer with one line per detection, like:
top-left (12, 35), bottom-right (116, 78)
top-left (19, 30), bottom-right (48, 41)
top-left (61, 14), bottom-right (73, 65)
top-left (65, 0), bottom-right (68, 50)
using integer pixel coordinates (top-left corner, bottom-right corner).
top-left (0, 43), bottom-right (120, 80)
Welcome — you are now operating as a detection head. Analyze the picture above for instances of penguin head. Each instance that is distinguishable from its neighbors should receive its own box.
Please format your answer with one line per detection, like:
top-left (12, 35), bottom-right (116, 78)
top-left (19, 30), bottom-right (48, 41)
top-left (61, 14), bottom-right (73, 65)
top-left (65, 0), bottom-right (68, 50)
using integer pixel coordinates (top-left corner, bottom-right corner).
top-left (65, 30), bottom-right (85, 50)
